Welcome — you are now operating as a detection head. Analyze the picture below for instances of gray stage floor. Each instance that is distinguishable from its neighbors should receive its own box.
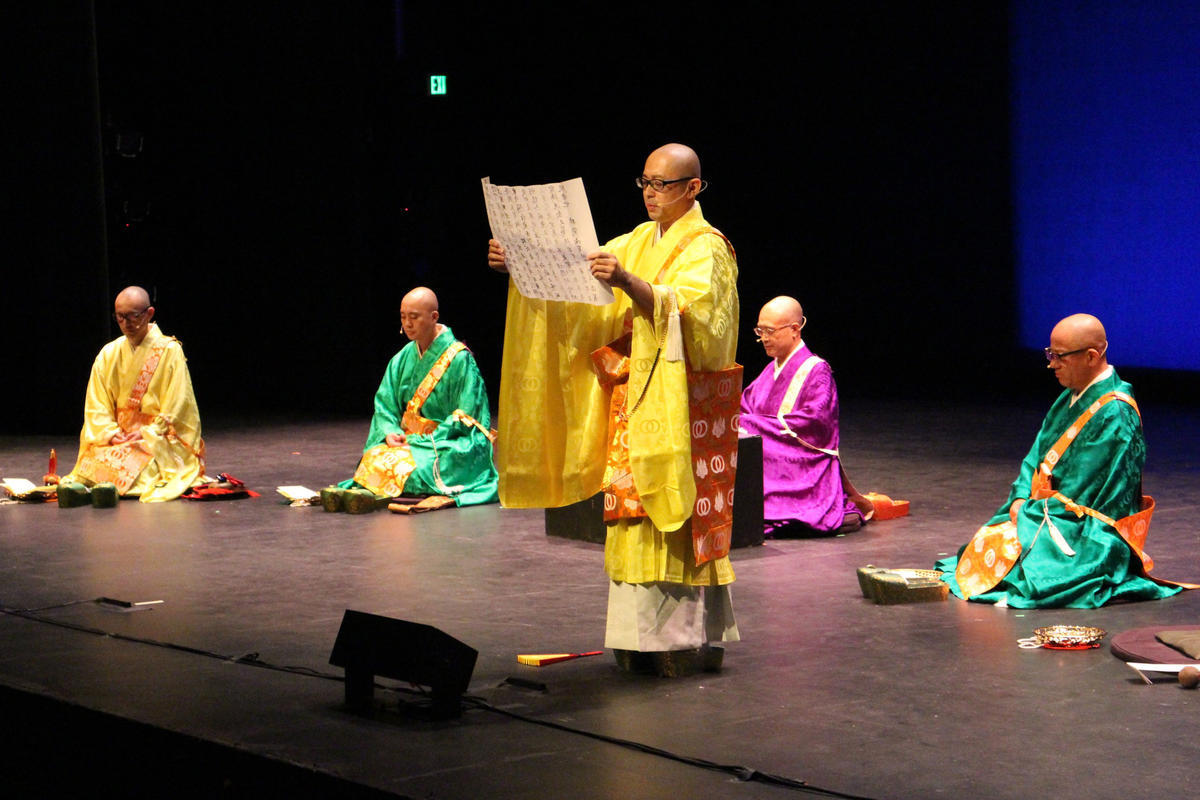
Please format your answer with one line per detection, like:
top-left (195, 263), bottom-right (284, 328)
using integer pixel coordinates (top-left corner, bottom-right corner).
top-left (1, 398), bottom-right (1198, 799)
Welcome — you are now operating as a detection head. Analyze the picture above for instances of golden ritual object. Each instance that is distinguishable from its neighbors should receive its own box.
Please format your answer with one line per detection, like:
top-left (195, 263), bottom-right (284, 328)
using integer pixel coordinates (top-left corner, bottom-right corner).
top-left (857, 566), bottom-right (949, 605)
top-left (1031, 625), bottom-right (1106, 649)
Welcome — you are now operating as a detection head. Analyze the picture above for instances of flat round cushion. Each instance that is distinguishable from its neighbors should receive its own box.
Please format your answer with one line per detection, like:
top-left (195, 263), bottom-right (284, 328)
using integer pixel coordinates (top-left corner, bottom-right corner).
top-left (1110, 624), bottom-right (1200, 664)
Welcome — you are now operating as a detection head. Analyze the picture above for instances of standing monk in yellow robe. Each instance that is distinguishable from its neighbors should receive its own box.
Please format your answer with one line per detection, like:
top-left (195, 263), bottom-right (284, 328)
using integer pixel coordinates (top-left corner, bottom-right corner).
top-left (488, 143), bottom-right (741, 675)
top-left (65, 286), bottom-right (206, 502)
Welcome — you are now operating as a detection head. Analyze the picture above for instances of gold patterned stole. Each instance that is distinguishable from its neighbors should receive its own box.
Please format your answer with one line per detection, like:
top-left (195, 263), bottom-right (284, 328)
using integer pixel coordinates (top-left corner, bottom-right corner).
top-left (74, 339), bottom-right (170, 493)
top-left (652, 227), bottom-right (736, 283)
top-left (401, 341), bottom-right (466, 434)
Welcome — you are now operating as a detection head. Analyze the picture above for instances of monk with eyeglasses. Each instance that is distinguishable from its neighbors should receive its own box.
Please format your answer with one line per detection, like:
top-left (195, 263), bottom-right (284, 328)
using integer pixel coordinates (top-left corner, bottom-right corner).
top-left (937, 313), bottom-right (1193, 607)
top-left (488, 143), bottom-right (740, 675)
top-left (63, 286), bottom-right (206, 502)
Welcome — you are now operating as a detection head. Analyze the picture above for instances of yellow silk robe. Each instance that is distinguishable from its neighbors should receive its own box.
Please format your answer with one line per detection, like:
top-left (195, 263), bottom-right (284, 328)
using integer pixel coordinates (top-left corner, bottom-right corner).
top-left (497, 202), bottom-right (738, 586)
top-left (66, 323), bottom-right (206, 502)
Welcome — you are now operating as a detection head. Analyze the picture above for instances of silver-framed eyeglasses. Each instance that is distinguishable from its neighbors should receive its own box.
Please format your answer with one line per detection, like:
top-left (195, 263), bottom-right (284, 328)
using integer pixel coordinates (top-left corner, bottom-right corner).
top-left (635, 176), bottom-right (695, 191)
top-left (114, 308), bottom-right (150, 324)
top-left (753, 323), bottom-right (799, 338)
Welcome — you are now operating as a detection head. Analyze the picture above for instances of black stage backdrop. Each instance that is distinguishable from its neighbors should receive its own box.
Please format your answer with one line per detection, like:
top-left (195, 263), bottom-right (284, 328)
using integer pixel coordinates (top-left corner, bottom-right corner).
top-left (5, 2), bottom-right (1017, 435)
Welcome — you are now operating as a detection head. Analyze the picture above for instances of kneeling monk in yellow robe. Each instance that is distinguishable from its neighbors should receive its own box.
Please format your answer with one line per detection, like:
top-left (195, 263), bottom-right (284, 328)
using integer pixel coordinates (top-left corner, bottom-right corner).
top-left (65, 286), bottom-right (206, 502)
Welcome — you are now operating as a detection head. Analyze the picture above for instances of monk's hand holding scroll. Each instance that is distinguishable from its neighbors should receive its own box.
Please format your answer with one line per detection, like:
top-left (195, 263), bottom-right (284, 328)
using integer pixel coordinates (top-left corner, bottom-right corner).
top-left (487, 239), bottom-right (508, 274)
top-left (587, 250), bottom-right (653, 313)
top-left (586, 249), bottom-right (625, 286)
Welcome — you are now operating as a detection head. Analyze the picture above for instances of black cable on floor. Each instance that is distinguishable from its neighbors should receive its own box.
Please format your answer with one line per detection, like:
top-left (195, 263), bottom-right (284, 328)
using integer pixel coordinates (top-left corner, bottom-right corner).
top-left (1, 603), bottom-right (878, 799)
top-left (462, 694), bottom-right (877, 798)
top-left (0, 603), bottom-right (349, 683)
top-left (4, 598), bottom-right (100, 613)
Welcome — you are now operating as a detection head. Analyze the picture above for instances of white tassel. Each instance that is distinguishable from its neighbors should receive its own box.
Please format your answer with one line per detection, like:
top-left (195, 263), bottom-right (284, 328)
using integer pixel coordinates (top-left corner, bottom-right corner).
top-left (665, 309), bottom-right (684, 362)
top-left (1046, 518), bottom-right (1076, 557)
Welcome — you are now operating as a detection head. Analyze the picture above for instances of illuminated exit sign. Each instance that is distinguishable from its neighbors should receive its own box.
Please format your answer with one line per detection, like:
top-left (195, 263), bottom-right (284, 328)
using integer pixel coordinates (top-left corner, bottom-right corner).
top-left (429, 75), bottom-right (447, 95)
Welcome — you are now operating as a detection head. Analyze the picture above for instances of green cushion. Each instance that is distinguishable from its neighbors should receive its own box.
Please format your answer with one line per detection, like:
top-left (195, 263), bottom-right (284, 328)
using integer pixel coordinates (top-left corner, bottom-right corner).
top-left (91, 482), bottom-right (119, 508)
top-left (343, 488), bottom-right (381, 514)
top-left (320, 486), bottom-right (346, 512)
top-left (57, 481), bottom-right (92, 508)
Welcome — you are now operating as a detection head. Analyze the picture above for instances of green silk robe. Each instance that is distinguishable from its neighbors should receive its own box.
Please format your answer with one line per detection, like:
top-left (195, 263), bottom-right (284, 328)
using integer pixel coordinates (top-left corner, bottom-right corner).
top-left (937, 369), bottom-right (1181, 608)
top-left (342, 326), bottom-right (498, 506)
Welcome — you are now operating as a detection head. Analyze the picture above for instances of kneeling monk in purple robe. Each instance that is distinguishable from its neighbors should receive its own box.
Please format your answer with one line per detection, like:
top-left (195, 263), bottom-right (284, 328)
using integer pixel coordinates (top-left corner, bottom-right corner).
top-left (738, 296), bottom-right (872, 536)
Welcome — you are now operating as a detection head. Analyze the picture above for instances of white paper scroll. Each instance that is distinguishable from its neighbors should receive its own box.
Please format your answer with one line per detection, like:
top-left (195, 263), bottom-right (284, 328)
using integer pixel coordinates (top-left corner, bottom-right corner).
top-left (482, 177), bottom-right (613, 305)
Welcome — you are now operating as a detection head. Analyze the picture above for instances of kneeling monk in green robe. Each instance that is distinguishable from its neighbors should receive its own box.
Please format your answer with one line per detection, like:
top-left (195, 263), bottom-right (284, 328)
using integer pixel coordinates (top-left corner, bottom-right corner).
top-left (937, 313), bottom-right (1193, 608)
top-left (339, 287), bottom-right (499, 507)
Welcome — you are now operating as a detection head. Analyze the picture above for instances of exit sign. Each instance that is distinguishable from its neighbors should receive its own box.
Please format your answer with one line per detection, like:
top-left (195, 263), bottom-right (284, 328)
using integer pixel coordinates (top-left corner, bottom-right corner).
top-left (429, 75), bottom-right (447, 95)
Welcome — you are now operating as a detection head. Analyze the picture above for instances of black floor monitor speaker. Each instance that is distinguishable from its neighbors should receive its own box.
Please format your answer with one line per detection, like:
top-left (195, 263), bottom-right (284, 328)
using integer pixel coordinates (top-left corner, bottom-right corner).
top-left (329, 610), bottom-right (478, 718)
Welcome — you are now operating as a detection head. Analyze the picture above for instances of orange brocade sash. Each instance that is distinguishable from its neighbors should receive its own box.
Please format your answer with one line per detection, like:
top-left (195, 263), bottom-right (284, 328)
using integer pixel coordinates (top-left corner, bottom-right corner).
top-left (955, 391), bottom-right (1197, 598)
top-left (599, 366), bottom-right (742, 567)
top-left (352, 443), bottom-right (418, 497)
top-left (401, 342), bottom-right (466, 434)
top-left (592, 256), bottom-right (741, 567)
top-left (354, 340), bottom-right (479, 498)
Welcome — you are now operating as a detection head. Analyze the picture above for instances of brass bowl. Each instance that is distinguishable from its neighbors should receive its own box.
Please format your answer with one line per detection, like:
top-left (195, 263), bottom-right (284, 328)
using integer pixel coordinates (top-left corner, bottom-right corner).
top-left (1032, 625), bottom-right (1107, 649)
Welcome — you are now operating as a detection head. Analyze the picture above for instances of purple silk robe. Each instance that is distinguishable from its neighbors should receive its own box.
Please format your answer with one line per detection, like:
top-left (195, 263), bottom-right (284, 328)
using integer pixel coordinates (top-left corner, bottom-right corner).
top-left (739, 344), bottom-right (857, 533)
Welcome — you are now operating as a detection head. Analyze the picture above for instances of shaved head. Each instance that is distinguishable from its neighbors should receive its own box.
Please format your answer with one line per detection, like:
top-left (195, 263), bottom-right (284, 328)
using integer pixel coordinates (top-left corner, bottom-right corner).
top-left (1051, 313), bottom-right (1106, 352)
top-left (648, 143), bottom-right (702, 180)
top-left (641, 143), bottom-right (704, 232)
top-left (402, 286), bottom-right (439, 313)
top-left (756, 296), bottom-right (807, 364)
top-left (116, 285), bottom-right (151, 309)
top-left (1047, 313), bottom-right (1109, 392)
top-left (399, 286), bottom-right (441, 351)
top-left (760, 296), bottom-right (804, 326)
top-left (113, 285), bottom-right (155, 346)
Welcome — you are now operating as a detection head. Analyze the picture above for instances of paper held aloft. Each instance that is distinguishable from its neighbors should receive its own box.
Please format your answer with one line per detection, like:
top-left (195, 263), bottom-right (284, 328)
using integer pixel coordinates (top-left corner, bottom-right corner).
top-left (482, 176), bottom-right (613, 305)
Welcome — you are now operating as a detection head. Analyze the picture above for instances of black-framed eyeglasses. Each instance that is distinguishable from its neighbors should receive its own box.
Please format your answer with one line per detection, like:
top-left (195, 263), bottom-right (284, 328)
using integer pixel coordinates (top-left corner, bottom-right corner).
top-left (753, 323), bottom-right (799, 338)
top-left (635, 176), bottom-right (695, 192)
top-left (114, 309), bottom-right (150, 324)
top-left (1043, 346), bottom-right (1090, 363)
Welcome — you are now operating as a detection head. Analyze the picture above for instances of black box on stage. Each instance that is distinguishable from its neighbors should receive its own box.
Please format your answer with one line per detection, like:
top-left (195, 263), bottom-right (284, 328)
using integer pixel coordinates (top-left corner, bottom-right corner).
top-left (544, 434), bottom-right (764, 550)
top-left (329, 610), bottom-right (477, 717)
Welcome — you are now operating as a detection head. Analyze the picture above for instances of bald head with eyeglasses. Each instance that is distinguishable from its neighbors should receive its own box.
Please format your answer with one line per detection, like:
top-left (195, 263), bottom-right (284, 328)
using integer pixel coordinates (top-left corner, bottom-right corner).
top-left (754, 296), bottom-right (807, 366)
top-left (113, 285), bottom-right (155, 348)
top-left (1045, 313), bottom-right (1109, 394)
top-left (635, 143), bottom-right (704, 234)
